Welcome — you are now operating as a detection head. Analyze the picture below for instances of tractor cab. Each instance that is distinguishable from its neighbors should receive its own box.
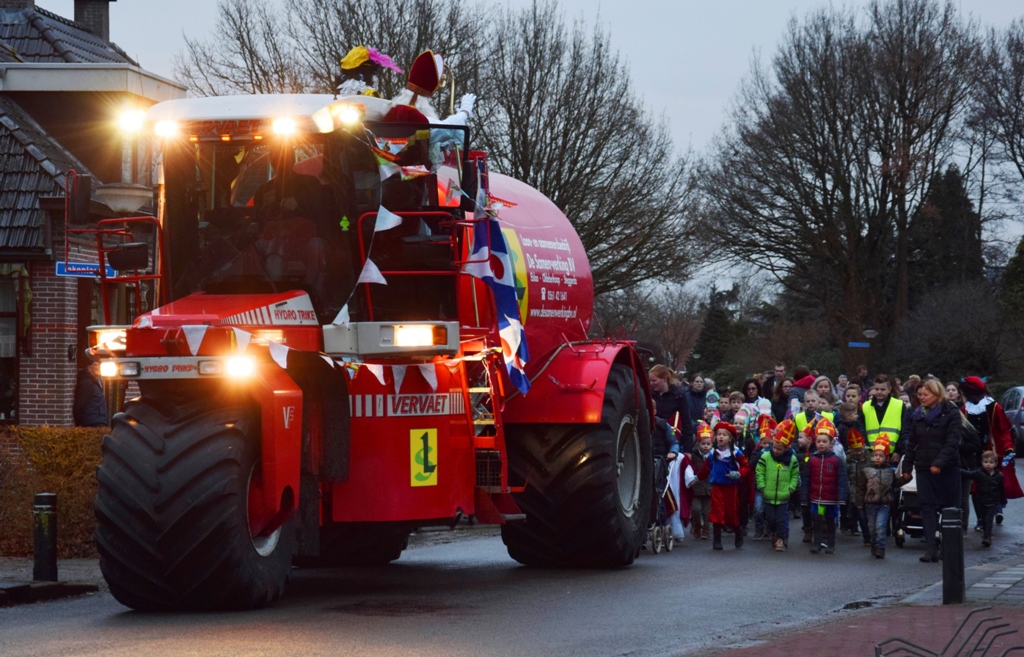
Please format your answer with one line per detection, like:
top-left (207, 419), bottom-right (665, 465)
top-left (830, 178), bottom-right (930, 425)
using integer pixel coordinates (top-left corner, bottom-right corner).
top-left (157, 98), bottom-right (472, 328)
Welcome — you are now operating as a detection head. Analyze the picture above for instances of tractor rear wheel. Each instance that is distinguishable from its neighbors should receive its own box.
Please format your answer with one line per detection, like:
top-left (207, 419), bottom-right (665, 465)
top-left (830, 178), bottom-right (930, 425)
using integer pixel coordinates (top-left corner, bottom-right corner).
top-left (94, 393), bottom-right (297, 610)
top-left (501, 363), bottom-right (652, 567)
top-left (296, 523), bottom-right (410, 567)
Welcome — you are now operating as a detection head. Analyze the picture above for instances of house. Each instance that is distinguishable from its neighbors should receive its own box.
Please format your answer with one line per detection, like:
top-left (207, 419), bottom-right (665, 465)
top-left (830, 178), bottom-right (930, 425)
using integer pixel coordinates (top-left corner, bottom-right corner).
top-left (0, 0), bottom-right (184, 425)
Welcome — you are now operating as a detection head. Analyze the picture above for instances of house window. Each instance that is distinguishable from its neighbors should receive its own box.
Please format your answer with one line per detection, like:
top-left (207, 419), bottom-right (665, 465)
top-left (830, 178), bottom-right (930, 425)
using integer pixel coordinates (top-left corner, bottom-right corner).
top-left (0, 277), bottom-right (18, 422)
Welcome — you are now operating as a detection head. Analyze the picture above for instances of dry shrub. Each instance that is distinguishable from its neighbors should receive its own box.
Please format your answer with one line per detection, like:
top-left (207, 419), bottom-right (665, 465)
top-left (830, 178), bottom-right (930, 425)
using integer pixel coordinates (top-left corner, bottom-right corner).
top-left (0, 426), bottom-right (106, 557)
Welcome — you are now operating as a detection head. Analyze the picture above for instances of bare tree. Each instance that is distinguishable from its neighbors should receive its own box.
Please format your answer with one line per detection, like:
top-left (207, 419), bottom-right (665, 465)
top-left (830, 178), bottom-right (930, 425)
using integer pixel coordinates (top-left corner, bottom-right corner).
top-left (702, 1), bottom-right (981, 370)
top-left (860, 0), bottom-right (980, 321)
top-left (593, 284), bottom-right (704, 370)
top-left (173, 0), bottom-right (313, 95)
top-left (474, 0), bottom-right (699, 294)
top-left (285, 0), bottom-right (491, 106)
top-left (977, 20), bottom-right (1024, 183)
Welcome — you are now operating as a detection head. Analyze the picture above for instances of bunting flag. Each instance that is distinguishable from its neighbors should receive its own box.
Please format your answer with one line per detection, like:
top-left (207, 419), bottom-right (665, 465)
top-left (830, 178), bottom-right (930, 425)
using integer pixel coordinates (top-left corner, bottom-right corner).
top-left (401, 165), bottom-right (431, 180)
top-left (136, 315), bottom-right (153, 328)
top-left (463, 200), bottom-right (530, 395)
top-left (375, 206), bottom-right (403, 232)
top-left (392, 364), bottom-right (407, 395)
top-left (269, 341), bottom-right (289, 369)
top-left (418, 363), bottom-right (437, 392)
top-left (357, 258), bottom-right (387, 285)
top-left (332, 304), bottom-right (350, 326)
top-left (232, 327), bottom-right (252, 353)
top-left (182, 325), bottom-right (209, 356)
top-left (364, 363), bottom-right (385, 386)
top-left (375, 153), bottom-right (401, 180)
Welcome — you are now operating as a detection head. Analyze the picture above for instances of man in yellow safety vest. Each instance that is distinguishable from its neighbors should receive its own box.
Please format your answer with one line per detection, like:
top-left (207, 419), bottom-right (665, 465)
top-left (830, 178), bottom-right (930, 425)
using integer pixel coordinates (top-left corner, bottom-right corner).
top-left (860, 374), bottom-right (910, 462)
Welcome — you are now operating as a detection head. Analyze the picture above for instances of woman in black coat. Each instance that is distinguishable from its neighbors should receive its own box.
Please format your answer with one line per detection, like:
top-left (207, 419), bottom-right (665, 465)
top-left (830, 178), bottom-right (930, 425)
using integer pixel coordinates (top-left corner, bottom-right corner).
top-left (904, 378), bottom-right (962, 562)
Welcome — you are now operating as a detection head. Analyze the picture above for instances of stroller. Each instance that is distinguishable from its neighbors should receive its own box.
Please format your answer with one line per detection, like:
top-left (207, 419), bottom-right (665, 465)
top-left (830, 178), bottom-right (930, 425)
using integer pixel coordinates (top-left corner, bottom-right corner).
top-left (646, 455), bottom-right (675, 554)
top-left (892, 455), bottom-right (941, 549)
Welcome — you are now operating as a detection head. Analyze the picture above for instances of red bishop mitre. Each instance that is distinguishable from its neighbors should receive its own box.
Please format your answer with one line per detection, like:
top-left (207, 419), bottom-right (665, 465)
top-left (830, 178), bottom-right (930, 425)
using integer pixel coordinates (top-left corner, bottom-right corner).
top-left (382, 104), bottom-right (429, 123)
top-left (406, 50), bottom-right (444, 96)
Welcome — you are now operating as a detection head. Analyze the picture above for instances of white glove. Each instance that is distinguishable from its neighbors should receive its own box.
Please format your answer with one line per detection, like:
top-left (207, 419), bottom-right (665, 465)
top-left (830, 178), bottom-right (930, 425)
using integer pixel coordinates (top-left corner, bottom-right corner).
top-left (727, 471), bottom-right (741, 480)
top-left (458, 93), bottom-right (476, 118)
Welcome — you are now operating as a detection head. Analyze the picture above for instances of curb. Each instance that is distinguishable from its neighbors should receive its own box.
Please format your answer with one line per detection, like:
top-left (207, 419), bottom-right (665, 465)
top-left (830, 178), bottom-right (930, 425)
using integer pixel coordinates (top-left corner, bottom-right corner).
top-left (0, 581), bottom-right (99, 606)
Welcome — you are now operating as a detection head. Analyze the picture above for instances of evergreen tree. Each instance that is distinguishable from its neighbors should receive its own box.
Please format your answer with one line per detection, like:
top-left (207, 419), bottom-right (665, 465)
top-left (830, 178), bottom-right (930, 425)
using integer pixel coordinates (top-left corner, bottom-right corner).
top-left (907, 165), bottom-right (984, 308)
top-left (1002, 237), bottom-right (1024, 321)
top-left (686, 288), bottom-right (734, 376)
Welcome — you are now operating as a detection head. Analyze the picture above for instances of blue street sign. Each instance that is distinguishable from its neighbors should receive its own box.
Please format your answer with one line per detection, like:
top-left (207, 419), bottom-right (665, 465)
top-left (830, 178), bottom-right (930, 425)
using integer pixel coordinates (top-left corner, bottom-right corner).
top-left (55, 261), bottom-right (116, 278)
top-left (848, 341), bottom-right (871, 348)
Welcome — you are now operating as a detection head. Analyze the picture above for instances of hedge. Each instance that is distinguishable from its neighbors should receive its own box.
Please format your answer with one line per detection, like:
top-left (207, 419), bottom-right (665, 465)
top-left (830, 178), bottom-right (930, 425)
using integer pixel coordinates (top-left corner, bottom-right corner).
top-left (0, 426), bottom-right (106, 558)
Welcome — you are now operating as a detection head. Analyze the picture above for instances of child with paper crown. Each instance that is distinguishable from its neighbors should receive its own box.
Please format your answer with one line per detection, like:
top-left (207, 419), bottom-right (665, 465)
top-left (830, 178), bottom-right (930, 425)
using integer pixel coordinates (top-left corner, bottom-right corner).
top-left (756, 419), bottom-right (800, 551)
top-left (857, 434), bottom-right (898, 558)
top-left (747, 414), bottom-right (777, 540)
top-left (843, 407), bottom-right (872, 545)
top-left (685, 422), bottom-right (715, 540)
top-left (805, 418), bottom-right (848, 554)
top-left (696, 422), bottom-right (750, 550)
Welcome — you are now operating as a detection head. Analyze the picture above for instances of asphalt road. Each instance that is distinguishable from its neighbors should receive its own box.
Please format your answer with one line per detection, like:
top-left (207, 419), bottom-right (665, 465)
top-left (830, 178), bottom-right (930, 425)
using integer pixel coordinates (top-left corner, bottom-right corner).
top-left (2, 505), bottom-right (1023, 657)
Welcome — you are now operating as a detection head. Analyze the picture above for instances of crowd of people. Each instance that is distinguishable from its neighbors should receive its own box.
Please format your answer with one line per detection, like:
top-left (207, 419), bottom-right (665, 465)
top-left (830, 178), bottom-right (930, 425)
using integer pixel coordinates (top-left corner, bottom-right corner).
top-left (647, 363), bottom-right (1022, 560)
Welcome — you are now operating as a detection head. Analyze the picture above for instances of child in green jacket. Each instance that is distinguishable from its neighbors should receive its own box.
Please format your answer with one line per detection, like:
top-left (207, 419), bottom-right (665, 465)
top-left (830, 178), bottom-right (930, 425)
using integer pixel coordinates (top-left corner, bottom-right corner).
top-left (756, 419), bottom-right (801, 551)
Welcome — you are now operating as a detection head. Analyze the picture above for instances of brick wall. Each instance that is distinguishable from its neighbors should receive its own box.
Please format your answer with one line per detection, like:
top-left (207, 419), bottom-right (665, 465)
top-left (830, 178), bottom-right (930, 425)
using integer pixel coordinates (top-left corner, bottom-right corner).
top-left (73, 0), bottom-right (110, 41)
top-left (20, 260), bottom-right (78, 425)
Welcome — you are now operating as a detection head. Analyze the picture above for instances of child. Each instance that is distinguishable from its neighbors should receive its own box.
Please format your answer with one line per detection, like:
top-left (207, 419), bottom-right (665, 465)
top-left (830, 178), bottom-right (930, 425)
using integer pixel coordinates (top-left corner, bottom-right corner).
top-left (748, 415), bottom-right (776, 540)
top-left (756, 419), bottom-right (800, 551)
top-left (805, 418), bottom-right (848, 554)
top-left (720, 391), bottom-right (743, 423)
top-left (857, 435), bottom-right (897, 558)
top-left (697, 422), bottom-right (750, 550)
top-left (685, 423), bottom-right (714, 540)
top-left (840, 403), bottom-right (871, 544)
top-left (963, 451), bottom-right (1005, 548)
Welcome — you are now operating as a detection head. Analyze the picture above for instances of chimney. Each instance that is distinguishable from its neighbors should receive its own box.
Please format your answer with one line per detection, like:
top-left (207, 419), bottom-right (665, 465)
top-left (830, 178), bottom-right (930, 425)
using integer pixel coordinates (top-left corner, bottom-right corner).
top-left (0, 1), bottom-right (35, 9)
top-left (74, 0), bottom-right (114, 42)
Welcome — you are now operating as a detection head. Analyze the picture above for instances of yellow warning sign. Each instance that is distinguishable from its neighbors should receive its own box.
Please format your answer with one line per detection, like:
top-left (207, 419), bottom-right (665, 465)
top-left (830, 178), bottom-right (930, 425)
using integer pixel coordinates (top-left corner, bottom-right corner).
top-left (410, 429), bottom-right (438, 487)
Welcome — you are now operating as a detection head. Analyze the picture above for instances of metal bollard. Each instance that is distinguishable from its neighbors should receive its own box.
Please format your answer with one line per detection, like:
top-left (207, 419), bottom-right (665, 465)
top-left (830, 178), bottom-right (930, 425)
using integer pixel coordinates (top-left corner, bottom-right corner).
top-left (941, 507), bottom-right (964, 604)
top-left (33, 492), bottom-right (58, 582)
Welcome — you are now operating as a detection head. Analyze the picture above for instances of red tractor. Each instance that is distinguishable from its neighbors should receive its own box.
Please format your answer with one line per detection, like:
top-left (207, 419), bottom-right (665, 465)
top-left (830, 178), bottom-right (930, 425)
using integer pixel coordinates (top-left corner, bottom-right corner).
top-left (82, 93), bottom-right (653, 610)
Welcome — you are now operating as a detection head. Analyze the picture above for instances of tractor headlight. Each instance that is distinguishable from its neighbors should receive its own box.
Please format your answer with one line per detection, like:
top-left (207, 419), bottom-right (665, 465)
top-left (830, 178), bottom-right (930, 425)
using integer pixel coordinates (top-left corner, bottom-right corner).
top-left (99, 361), bottom-right (118, 378)
top-left (88, 326), bottom-right (128, 354)
top-left (225, 356), bottom-right (256, 378)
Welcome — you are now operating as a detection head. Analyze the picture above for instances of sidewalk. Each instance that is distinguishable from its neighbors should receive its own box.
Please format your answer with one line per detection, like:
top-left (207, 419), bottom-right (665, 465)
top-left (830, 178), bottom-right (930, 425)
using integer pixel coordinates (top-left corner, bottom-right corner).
top-left (706, 555), bottom-right (1024, 656)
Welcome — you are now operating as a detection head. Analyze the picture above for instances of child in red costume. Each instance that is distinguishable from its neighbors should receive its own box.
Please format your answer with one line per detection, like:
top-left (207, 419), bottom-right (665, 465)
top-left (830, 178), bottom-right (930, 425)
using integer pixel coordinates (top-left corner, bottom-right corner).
top-left (697, 422), bottom-right (750, 550)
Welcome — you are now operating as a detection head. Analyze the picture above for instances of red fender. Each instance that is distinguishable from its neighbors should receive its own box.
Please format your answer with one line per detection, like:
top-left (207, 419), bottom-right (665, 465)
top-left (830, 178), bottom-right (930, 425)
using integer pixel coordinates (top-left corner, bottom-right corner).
top-left (503, 342), bottom-right (651, 424)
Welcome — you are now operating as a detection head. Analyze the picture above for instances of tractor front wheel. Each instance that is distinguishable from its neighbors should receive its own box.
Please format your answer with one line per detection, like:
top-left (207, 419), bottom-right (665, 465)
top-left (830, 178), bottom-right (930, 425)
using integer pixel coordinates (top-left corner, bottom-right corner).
top-left (95, 394), bottom-right (297, 610)
top-left (501, 363), bottom-right (652, 567)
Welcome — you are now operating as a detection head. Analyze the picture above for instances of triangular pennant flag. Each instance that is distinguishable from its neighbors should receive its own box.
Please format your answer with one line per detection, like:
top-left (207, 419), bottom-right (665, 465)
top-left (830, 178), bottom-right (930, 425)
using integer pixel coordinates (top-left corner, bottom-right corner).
top-left (364, 364), bottom-right (386, 386)
top-left (418, 364), bottom-right (437, 392)
top-left (332, 304), bottom-right (350, 326)
top-left (357, 259), bottom-right (387, 285)
top-left (320, 354), bottom-right (335, 368)
top-left (269, 341), bottom-right (289, 369)
top-left (182, 325), bottom-right (209, 356)
top-left (392, 365), bottom-right (407, 395)
top-left (376, 155), bottom-right (401, 181)
top-left (401, 165), bottom-right (431, 180)
top-left (375, 206), bottom-right (403, 232)
top-left (232, 327), bottom-right (252, 353)
top-left (136, 315), bottom-right (153, 328)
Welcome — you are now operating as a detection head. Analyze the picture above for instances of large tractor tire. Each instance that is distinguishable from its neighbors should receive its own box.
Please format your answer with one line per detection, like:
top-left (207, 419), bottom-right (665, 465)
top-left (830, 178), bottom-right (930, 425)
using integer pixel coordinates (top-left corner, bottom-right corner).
top-left (501, 363), bottom-right (652, 568)
top-left (94, 392), bottom-right (297, 611)
top-left (295, 523), bottom-right (410, 568)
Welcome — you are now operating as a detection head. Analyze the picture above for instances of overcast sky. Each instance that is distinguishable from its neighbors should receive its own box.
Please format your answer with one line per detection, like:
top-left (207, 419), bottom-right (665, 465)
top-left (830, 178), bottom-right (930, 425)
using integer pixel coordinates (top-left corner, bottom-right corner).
top-left (43, 0), bottom-right (1024, 151)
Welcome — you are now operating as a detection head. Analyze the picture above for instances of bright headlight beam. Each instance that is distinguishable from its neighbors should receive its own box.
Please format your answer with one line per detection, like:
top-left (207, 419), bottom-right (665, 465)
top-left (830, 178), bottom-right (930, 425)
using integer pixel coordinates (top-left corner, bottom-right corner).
top-left (394, 325), bottom-right (435, 347)
top-left (99, 361), bottom-right (118, 378)
top-left (272, 117), bottom-right (297, 135)
top-left (154, 120), bottom-right (179, 138)
top-left (118, 109), bottom-right (145, 134)
top-left (225, 356), bottom-right (256, 378)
